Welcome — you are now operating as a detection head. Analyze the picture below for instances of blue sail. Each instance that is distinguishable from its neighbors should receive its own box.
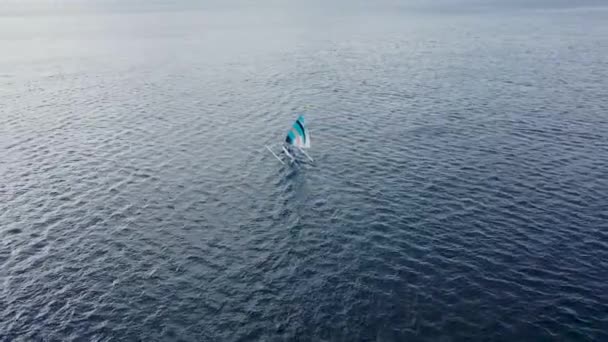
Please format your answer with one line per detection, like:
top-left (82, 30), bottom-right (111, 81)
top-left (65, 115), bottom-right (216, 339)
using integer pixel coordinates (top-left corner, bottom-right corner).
top-left (285, 115), bottom-right (310, 148)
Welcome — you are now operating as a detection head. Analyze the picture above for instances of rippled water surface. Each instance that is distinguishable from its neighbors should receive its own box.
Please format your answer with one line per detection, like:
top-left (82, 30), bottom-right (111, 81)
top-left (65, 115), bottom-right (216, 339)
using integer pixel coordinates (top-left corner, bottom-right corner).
top-left (2, 2), bottom-right (608, 341)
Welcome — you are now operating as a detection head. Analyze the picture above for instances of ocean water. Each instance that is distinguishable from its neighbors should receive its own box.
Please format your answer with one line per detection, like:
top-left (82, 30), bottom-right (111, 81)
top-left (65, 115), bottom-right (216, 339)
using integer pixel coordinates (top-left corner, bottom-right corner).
top-left (1, 2), bottom-right (608, 341)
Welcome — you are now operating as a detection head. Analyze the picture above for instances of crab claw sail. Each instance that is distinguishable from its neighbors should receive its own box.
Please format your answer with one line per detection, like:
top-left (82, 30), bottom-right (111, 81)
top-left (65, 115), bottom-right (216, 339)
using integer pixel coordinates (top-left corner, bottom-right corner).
top-left (284, 115), bottom-right (311, 149)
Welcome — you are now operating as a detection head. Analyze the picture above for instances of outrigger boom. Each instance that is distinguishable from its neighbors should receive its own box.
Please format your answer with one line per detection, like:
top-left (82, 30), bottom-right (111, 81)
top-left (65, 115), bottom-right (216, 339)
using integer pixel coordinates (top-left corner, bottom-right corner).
top-left (297, 147), bottom-right (313, 162)
top-left (265, 145), bottom-right (285, 164)
top-left (282, 146), bottom-right (296, 163)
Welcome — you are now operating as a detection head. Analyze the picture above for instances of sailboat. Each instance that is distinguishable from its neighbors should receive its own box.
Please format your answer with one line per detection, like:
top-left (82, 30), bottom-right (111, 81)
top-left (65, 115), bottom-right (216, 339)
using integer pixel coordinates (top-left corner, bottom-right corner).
top-left (266, 115), bottom-right (313, 164)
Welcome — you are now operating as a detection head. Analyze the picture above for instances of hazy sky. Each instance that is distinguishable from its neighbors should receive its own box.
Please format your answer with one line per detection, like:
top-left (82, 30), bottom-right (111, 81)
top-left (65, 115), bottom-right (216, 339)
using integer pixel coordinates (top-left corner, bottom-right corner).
top-left (3, 0), bottom-right (607, 8)
top-left (2, 0), bottom-right (607, 16)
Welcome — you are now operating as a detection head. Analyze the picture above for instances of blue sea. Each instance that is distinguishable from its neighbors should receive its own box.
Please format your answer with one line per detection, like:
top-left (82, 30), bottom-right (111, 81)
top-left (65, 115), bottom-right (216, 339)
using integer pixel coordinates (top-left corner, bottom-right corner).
top-left (1, 1), bottom-right (607, 341)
